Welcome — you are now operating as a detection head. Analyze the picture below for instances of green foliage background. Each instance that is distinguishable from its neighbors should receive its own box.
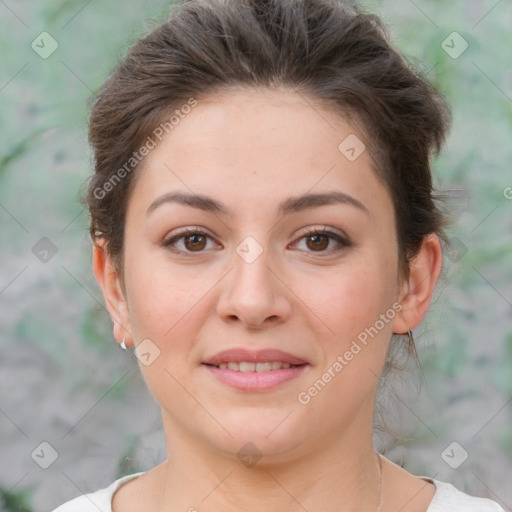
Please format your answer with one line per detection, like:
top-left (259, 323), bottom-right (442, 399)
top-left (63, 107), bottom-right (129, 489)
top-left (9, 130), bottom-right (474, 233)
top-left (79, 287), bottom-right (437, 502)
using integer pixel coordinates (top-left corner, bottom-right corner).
top-left (0, 0), bottom-right (510, 510)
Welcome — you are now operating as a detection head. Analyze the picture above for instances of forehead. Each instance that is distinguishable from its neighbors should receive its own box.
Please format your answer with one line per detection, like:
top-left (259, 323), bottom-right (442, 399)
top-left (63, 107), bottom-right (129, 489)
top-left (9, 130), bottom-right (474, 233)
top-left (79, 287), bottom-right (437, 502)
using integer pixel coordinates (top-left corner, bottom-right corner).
top-left (163, 87), bottom-right (364, 163)
top-left (127, 87), bottom-right (393, 222)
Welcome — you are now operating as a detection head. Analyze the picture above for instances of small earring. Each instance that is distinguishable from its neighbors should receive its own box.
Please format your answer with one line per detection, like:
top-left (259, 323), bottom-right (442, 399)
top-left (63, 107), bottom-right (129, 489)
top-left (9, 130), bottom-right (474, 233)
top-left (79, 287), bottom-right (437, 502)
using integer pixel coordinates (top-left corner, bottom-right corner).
top-left (407, 329), bottom-right (420, 363)
top-left (120, 338), bottom-right (127, 350)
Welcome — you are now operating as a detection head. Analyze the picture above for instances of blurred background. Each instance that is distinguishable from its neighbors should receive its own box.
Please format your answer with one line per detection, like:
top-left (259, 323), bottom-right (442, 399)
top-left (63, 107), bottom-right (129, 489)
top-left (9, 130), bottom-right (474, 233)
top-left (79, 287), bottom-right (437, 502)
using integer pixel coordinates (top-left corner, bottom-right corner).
top-left (0, 0), bottom-right (510, 510)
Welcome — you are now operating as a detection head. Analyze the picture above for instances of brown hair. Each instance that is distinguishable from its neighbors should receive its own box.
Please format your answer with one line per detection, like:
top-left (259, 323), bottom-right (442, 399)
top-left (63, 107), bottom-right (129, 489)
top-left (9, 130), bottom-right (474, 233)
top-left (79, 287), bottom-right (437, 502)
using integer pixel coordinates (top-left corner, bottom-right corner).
top-left (86, 0), bottom-right (451, 285)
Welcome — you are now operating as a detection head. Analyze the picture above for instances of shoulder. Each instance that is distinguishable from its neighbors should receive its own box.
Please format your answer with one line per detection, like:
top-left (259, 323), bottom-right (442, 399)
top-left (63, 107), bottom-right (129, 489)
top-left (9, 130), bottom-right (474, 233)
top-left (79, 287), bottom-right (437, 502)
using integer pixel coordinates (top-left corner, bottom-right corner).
top-left (49, 472), bottom-right (146, 512)
top-left (426, 478), bottom-right (505, 512)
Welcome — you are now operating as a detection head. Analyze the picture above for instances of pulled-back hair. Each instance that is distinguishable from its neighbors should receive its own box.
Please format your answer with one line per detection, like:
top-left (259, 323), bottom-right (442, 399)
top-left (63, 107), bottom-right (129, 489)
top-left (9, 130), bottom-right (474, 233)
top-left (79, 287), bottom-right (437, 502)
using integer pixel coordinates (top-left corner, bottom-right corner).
top-left (86, 0), bottom-right (451, 285)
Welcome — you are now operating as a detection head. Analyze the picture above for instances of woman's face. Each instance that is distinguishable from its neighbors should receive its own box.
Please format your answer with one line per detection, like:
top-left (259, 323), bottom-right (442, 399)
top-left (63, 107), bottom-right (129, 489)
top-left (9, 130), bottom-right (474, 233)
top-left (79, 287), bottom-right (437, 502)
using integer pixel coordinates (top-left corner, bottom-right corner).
top-left (117, 87), bottom-right (406, 461)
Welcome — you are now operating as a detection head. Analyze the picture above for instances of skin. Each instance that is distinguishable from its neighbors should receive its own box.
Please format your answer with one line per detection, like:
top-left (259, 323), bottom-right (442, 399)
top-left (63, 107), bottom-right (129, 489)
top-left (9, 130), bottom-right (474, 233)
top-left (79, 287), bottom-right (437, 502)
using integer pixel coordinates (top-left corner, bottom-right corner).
top-left (93, 87), bottom-right (442, 511)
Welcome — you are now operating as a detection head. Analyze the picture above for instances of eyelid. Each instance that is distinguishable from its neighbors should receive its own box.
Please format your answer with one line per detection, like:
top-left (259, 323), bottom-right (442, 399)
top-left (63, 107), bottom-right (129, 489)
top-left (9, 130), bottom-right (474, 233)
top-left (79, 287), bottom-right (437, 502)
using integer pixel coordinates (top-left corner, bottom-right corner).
top-left (162, 227), bottom-right (220, 253)
top-left (290, 226), bottom-right (351, 253)
top-left (294, 225), bottom-right (346, 240)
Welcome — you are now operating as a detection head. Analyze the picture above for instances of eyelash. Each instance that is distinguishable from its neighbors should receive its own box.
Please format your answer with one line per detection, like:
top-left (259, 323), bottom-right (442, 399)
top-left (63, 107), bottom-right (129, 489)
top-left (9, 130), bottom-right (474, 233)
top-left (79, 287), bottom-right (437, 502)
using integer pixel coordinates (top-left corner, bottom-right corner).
top-left (162, 227), bottom-right (351, 256)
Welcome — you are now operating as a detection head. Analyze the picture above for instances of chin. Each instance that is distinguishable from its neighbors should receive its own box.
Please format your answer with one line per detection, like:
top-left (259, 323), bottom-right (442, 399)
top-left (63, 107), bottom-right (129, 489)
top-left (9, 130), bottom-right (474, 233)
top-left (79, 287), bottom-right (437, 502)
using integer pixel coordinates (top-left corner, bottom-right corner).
top-left (207, 407), bottom-right (308, 460)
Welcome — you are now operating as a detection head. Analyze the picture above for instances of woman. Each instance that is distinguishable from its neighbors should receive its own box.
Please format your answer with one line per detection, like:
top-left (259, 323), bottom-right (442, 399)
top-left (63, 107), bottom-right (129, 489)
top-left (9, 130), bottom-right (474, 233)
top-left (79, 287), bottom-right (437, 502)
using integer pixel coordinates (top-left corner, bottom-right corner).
top-left (52, 0), bottom-right (505, 510)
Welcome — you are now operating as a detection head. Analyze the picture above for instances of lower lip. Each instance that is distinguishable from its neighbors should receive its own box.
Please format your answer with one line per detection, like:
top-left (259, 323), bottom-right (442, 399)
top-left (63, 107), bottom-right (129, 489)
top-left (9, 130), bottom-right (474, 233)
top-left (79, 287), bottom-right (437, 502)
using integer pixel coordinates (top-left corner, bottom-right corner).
top-left (203, 364), bottom-right (309, 391)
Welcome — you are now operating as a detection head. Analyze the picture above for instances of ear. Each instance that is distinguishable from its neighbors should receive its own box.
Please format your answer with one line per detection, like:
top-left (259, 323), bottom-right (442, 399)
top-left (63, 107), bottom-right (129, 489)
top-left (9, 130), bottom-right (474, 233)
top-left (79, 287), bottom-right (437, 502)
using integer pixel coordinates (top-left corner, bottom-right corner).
top-left (92, 239), bottom-right (133, 347)
top-left (392, 233), bottom-right (443, 334)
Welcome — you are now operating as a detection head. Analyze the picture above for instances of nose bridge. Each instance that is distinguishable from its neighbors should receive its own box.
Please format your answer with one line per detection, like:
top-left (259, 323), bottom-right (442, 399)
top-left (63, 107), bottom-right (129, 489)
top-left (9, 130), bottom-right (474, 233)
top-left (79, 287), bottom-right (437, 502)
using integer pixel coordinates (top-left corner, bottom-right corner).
top-left (232, 234), bottom-right (275, 304)
top-left (216, 234), bottom-right (290, 327)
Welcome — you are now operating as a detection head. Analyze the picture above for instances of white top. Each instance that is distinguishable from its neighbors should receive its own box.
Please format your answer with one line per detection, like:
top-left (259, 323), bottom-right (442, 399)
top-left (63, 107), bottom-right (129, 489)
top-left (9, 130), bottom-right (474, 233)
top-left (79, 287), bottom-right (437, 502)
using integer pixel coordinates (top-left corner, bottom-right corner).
top-left (51, 471), bottom-right (506, 512)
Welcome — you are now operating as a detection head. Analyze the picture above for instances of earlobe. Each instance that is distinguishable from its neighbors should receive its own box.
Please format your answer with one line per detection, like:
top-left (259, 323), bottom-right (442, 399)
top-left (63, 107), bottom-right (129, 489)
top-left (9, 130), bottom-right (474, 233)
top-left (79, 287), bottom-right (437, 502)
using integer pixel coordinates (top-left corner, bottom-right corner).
top-left (392, 233), bottom-right (443, 334)
top-left (92, 240), bottom-right (133, 347)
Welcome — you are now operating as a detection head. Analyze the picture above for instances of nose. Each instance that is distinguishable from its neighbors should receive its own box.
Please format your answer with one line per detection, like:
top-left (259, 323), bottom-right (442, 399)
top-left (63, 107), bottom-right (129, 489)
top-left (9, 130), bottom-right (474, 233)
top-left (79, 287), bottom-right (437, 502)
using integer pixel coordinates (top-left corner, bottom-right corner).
top-left (216, 239), bottom-right (292, 329)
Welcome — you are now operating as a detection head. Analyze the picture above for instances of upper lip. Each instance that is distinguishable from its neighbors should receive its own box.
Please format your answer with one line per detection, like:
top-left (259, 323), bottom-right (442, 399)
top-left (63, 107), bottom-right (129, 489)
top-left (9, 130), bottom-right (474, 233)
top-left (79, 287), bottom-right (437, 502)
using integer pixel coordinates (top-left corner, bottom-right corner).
top-left (203, 348), bottom-right (308, 366)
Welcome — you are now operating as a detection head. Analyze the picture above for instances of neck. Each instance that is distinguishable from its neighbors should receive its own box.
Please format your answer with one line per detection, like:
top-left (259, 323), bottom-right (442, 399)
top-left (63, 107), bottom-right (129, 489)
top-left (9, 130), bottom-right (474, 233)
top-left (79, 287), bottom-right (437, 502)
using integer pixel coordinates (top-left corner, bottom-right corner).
top-left (150, 405), bottom-right (382, 511)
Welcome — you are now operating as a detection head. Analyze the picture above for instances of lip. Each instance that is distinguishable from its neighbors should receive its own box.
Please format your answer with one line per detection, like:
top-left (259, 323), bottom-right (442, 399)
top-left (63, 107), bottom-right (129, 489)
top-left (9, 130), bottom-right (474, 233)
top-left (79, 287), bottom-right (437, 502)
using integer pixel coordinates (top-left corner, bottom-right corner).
top-left (203, 347), bottom-right (308, 366)
top-left (204, 364), bottom-right (309, 391)
top-left (202, 347), bottom-right (309, 392)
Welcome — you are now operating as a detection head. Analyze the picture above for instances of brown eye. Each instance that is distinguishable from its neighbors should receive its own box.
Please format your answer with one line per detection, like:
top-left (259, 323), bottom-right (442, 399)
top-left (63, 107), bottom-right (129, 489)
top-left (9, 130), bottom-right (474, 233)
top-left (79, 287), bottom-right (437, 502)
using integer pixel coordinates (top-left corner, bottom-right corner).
top-left (184, 233), bottom-right (207, 251)
top-left (306, 233), bottom-right (330, 251)
top-left (163, 229), bottom-right (218, 255)
top-left (293, 228), bottom-right (351, 255)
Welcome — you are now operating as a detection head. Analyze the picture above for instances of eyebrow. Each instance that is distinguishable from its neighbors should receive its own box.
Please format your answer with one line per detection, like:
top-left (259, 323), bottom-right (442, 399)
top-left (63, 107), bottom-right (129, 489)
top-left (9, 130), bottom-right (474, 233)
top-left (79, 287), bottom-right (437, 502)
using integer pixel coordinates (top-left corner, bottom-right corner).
top-left (146, 190), bottom-right (370, 217)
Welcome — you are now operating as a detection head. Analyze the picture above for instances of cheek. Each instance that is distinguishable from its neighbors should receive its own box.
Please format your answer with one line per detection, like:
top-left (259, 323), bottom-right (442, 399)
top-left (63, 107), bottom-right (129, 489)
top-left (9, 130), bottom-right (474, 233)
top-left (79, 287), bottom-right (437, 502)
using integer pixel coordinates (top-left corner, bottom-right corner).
top-left (124, 254), bottom-right (204, 343)
top-left (124, 260), bottom-right (208, 403)
top-left (309, 258), bottom-right (394, 339)
top-left (297, 261), bottom-right (396, 418)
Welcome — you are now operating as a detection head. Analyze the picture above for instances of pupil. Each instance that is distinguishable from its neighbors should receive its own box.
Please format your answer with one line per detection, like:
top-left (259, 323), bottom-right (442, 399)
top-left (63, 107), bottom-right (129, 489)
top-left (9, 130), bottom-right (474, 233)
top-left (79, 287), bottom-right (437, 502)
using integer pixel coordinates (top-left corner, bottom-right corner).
top-left (308, 234), bottom-right (328, 251)
top-left (186, 234), bottom-right (205, 251)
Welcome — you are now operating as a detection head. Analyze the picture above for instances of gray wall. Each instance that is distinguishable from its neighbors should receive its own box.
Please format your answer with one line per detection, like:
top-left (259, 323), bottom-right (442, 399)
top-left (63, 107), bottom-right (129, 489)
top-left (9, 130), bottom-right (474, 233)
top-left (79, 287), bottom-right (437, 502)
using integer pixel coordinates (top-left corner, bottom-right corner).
top-left (0, 0), bottom-right (510, 510)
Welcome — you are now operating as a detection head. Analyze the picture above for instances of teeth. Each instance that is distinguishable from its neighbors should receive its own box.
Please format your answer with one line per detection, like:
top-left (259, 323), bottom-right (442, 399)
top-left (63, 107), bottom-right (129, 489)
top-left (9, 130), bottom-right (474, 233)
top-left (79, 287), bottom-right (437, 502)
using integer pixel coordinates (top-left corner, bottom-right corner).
top-left (216, 361), bottom-right (297, 372)
top-left (256, 362), bottom-right (272, 372)
top-left (239, 362), bottom-right (256, 372)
